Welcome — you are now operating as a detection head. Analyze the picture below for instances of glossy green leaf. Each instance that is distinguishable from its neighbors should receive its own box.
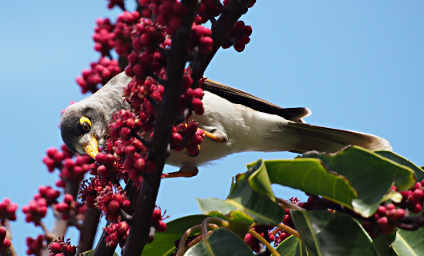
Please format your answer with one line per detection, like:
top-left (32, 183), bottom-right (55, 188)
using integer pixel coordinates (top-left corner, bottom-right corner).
top-left (257, 158), bottom-right (357, 209)
top-left (184, 228), bottom-right (253, 256)
top-left (373, 232), bottom-right (397, 256)
top-left (290, 210), bottom-right (377, 256)
top-left (392, 228), bottom-right (424, 256)
top-left (375, 150), bottom-right (424, 181)
top-left (302, 146), bottom-right (415, 217)
top-left (197, 161), bottom-right (284, 225)
top-left (143, 215), bottom-right (207, 256)
top-left (276, 235), bottom-right (308, 256)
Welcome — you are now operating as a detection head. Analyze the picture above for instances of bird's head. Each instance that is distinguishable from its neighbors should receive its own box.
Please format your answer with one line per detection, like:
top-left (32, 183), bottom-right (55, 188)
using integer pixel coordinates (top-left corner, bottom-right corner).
top-left (60, 101), bottom-right (108, 159)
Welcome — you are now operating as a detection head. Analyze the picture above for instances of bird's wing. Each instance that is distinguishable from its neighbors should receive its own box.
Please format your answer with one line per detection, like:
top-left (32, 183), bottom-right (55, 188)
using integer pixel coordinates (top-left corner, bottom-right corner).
top-left (203, 79), bottom-right (310, 122)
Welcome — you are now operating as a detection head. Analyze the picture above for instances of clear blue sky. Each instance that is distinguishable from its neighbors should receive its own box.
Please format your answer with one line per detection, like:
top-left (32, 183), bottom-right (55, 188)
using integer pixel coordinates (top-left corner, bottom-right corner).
top-left (1, 1), bottom-right (423, 254)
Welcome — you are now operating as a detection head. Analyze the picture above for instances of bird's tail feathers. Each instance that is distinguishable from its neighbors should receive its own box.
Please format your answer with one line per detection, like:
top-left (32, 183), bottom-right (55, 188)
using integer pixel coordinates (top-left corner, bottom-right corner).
top-left (277, 122), bottom-right (392, 154)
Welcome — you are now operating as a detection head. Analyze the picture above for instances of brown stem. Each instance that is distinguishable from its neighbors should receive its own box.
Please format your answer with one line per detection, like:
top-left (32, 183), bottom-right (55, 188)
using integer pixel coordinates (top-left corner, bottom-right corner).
top-left (40, 180), bottom-right (81, 256)
top-left (122, 1), bottom-right (199, 255)
top-left (0, 221), bottom-right (17, 256)
top-left (276, 197), bottom-right (304, 211)
top-left (76, 206), bottom-right (101, 254)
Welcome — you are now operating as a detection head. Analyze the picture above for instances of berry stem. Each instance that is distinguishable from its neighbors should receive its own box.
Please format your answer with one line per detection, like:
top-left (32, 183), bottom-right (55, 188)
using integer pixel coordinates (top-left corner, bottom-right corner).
top-left (276, 197), bottom-right (303, 211)
top-left (277, 223), bottom-right (300, 239)
top-left (201, 217), bottom-right (229, 238)
top-left (176, 223), bottom-right (219, 256)
top-left (248, 229), bottom-right (280, 256)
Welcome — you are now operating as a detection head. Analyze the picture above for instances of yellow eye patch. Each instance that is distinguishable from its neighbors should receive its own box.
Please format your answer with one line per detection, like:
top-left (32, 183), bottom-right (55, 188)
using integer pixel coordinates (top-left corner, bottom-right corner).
top-left (80, 116), bottom-right (92, 129)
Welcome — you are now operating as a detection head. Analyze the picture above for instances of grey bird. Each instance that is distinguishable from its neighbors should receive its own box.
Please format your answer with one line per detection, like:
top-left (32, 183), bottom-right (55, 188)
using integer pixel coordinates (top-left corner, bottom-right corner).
top-left (60, 72), bottom-right (391, 177)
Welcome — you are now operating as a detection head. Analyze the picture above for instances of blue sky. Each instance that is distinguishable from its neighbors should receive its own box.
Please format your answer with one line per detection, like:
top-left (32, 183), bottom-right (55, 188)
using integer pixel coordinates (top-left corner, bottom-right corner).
top-left (1, 1), bottom-right (423, 254)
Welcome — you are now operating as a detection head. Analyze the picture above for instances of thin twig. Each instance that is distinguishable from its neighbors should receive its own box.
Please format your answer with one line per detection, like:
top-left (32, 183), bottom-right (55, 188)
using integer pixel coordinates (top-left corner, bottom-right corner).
top-left (248, 229), bottom-right (280, 256)
top-left (176, 224), bottom-right (219, 256)
top-left (276, 197), bottom-right (303, 211)
top-left (277, 223), bottom-right (300, 238)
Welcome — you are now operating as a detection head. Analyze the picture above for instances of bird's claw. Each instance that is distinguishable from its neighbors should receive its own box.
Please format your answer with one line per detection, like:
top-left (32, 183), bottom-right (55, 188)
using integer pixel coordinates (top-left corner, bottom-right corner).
top-left (203, 130), bottom-right (227, 143)
top-left (162, 166), bottom-right (199, 178)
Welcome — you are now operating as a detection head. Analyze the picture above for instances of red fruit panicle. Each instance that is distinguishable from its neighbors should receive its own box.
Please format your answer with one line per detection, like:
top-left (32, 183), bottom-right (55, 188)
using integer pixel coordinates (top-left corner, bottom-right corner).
top-left (26, 235), bottom-right (46, 256)
top-left (76, 57), bottom-right (121, 94)
top-left (0, 198), bottom-right (18, 222)
top-left (48, 238), bottom-right (76, 256)
top-left (96, 186), bottom-right (130, 222)
top-left (105, 221), bottom-right (130, 247)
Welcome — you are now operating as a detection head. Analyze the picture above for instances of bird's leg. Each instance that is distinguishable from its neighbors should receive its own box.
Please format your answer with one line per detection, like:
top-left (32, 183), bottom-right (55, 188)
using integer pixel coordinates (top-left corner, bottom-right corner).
top-left (202, 129), bottom-right (227, 143)
top-left (162, 165), bottom-right (199, 178)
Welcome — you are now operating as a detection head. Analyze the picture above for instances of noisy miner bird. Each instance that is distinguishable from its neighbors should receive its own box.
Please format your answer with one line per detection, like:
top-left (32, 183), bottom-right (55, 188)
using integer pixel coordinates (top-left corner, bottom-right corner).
top-left (60, 72), bottom-right (391, 177)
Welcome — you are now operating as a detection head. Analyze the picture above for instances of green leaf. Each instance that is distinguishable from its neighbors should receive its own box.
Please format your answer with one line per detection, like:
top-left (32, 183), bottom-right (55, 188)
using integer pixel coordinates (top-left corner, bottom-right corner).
top-left (276, 235), bottom-right (308, 256)
top-left (184, 228), bottom-right (254, 256)
top-left (375, 150), bottom-right (424, 181)
top-left (261, 159), bottom-right (357, 209)
top-left (198, 160), bottom-right (284, 225)
top-left (302, 146), bottom-right (415, 217)
top-left (143, 215), bottom-right (208, 256)
top-left (392, 228), bottom-right (424, 256)
top-left (373, 232), bottom-right (397, 256)
top-left (290, 210), bottom-right (377, 256)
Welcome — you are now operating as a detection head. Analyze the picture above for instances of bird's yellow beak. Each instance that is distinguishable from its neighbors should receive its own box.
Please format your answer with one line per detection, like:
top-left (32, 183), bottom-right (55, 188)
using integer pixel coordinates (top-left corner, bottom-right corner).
top-left (83, 134), bottom-right (98, 159)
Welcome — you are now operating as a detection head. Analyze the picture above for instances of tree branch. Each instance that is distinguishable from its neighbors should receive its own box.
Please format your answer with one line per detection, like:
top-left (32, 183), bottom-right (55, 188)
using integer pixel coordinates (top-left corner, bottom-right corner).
top-left (122, 1), bottom-right (199, 255)
top-left (77, 206), bottom-right (101, 254)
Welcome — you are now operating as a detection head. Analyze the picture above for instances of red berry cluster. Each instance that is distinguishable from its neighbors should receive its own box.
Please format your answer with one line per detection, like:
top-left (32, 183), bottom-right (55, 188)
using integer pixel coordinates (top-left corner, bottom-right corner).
top-left (400, 179), bottom-right (424, 213)
top-left (125, 18), bottom-right (166, 82)
top-left (60, 155), bottom-right (95, 184)
top-left (55, 194), bottom-right (86, 220)
top-left (22, 197), bottom-right (48, 226)
top-left (195, 0), bottom-right (222, 25)
top-left (179, 70), bottom-right (205, 115)
top-left (80, 177), bottom-right (108, 207)
top-left (93, 18), bottom-right (115, 56)
top-left (106, 110), bottom-right (155, 184)
top-left (26, 235), bottom-right (46, 256)
top-left (137, 0), bottom-right (187, 34)
top-left (374, 203), bottom-right (405, 234)
top-left (222, 21), bottom-right (252, 52)
top-left (114, 11), bottom-right (140, 57)
top-left (107, 0), bottom-right (125, 10)
top-left (48, 238), bottom-right (76, 256)
top-left (37, 186), bottom-right (60, 206)
top-left (42, 146), bottom-right (73, 173)
top-left (152, 207), bottom-right (167, 232)
top-left (96, 186), bottom-right (130, 222)
top-left (0, 198), bottom-right (17, 223)
top-left (243, 232), bottom-right (260, 252)
top-left (76, 57), bottom-right (121, 94)
top-left (171, 122), bottom-right (204, 156)
top-left (0, 227), bottom-right (11, 250)
top-left (191, 23), bottom-right (214, 54)
top-left (124, 77), bottom-right (164, 115)
top-left (104, 221), bottom-right (129, 247)
top-left (94, 152), bottom-right (121, 179)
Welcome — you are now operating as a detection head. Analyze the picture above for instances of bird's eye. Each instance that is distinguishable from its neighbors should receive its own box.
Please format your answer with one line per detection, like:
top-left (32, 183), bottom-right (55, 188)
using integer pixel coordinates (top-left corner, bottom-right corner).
top-left (79, 116), bottom-right (92, 133)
